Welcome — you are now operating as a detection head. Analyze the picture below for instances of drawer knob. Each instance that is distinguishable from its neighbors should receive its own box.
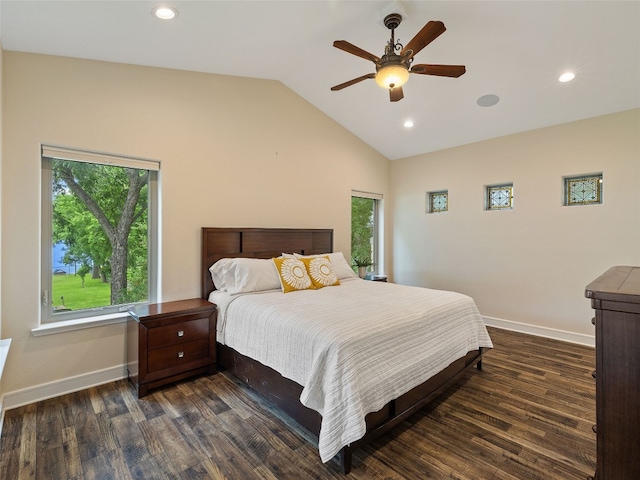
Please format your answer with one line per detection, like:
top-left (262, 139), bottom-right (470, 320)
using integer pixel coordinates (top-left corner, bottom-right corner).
top-left (591, 370), bottom-right (596, 379)
top-left (177, 330), bottom-right (184, 337)
top-left (592, 424), bottom-right (597, 434)
top-left (177, 351), bottom-right (184, 358)
top-left (591, 317), bottom-right (596, 326)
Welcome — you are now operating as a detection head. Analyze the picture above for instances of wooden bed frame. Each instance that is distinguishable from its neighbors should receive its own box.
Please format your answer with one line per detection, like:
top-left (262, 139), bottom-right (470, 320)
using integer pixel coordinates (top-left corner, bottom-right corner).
top-left (201, 227), bottom-right (485, 474)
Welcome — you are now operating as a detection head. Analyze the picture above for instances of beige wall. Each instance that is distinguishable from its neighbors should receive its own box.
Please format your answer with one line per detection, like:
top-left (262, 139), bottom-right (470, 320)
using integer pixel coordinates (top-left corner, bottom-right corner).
top-left (0, 52), bottom-right (390, 398)
top-left (390, 109), bottom-right (640, 340)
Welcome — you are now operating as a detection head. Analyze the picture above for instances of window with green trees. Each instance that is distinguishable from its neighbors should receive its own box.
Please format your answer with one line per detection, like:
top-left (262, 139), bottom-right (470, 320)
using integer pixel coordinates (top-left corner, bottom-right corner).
top-left (41, 146), bottom-right (159, 322)
top-left (351, 194), bottom-right (380, 275)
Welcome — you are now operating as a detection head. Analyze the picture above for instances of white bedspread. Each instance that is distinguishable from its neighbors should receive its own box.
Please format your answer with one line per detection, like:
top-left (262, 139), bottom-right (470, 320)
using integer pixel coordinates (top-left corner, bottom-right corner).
top-left (209, 278), bottom-right (493, 463)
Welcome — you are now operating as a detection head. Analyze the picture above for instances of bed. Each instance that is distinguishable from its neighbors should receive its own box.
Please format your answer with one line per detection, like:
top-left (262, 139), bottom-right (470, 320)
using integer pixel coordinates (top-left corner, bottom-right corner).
top-left (201, 227), bottom-right (492, 473)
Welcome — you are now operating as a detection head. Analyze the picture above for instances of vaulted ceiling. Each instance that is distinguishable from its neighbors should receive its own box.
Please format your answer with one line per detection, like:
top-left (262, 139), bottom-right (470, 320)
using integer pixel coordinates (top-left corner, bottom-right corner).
top-left (1, 1), bottom-right (638, 160)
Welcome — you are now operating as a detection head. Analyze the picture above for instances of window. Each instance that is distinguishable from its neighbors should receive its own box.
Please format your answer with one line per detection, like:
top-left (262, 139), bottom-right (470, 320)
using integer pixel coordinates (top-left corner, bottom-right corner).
top-left (41, 145), bottom-right (159, 323)
top-left (486, 184), bottom-right (513, 210)
top-left (426, 190), bottom-right (448, 213)
top-left (564, 174), bottom-right (603, 206)
top-left (351, 191), bottom-right (382, 275)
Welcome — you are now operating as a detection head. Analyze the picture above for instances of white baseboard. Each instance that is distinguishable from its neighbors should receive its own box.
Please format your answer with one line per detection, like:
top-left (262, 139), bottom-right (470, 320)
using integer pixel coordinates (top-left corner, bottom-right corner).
top-left (3, 364), bottom-right (127, 411)
top-left (483, 316), bottom-right (595, 347)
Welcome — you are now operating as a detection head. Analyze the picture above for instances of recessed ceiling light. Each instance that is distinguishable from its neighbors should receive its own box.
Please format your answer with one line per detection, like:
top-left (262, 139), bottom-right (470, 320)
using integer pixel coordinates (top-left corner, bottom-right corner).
top-left (559, 72), bottom-right (576, 83)
top-left (404, 120), bottom-right (414, 128)
top-left (477, 94), bottom-right (500, 107)
top-left (153, 6), bottom-right (178, 20)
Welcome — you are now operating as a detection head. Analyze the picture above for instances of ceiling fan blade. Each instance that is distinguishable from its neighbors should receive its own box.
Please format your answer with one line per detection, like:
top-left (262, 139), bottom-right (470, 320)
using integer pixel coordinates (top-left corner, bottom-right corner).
top-left (411, 64), bottom-right (466, 77)
top-left (331, 73), bottom-right (376, 91)
top-left (333, 40), bottom-right (380, 63)
top-left (401, 21), bottom-right (446, 58)
top-left (389, 86), bottom-right (404, 102)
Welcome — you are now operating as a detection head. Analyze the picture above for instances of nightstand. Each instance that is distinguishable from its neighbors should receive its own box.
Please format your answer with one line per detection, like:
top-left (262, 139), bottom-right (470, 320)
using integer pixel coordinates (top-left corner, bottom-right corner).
top-left (368, 274), bottom-right (388, 282)
top-left (127, 298), bottom-right (217, 397)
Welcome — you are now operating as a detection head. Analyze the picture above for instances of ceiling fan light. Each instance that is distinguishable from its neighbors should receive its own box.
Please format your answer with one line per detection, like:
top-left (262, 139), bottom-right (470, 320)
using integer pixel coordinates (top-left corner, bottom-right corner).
top-left (375, 64), bottom-right (410, 89)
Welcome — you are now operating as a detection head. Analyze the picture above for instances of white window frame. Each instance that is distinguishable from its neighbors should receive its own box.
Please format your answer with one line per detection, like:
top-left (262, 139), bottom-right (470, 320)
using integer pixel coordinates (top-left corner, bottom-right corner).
top-left (39, 145), bottom-right (160, 330)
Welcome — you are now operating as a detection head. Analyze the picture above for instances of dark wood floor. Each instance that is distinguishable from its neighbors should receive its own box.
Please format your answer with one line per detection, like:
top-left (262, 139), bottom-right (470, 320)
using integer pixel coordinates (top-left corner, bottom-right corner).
top-left (0, 327), bottom-right (596, 479)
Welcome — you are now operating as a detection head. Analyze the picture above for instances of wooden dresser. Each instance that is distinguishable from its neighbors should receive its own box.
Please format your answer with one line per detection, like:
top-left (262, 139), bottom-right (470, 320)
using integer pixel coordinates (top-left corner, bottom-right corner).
top-left (127, 298), bottom-right (217, 397)
top-left (585, 266), bottom-right (640, 480)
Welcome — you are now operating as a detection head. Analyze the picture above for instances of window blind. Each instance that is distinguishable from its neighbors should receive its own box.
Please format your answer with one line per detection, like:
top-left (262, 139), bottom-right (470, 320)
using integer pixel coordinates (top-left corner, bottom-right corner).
top-left (351, 190), bottom-right (383, 200)
top-left (42, 144), bottom-right (160, 171)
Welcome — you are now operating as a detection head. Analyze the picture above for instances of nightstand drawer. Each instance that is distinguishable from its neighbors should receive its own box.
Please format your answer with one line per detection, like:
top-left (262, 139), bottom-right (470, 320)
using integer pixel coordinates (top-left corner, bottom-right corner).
top-left (147, 338), bottom-right (210, 372)
top-left (148, 317), bottom-right (210, 350)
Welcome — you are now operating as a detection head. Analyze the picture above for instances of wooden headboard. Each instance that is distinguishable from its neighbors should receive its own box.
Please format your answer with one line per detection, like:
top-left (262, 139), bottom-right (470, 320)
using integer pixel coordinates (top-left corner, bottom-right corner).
top-left (201, 227), bottom-right (333, 299)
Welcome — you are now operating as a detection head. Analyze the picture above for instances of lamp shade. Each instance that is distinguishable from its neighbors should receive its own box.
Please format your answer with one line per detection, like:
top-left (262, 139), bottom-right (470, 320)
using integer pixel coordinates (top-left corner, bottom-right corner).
top-left (375, 64), bottom-right (410, 89)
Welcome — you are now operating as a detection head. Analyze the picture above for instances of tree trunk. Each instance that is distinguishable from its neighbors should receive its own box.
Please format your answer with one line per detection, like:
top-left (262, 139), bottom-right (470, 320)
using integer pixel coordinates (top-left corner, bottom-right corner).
top-left (110, 240), bottom-right (128, 304)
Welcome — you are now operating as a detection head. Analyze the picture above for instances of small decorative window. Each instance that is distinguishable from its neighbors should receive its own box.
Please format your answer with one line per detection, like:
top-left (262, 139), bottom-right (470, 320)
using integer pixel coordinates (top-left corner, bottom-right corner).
top-left (426, 191), bottom-right (448, 213)
top-left (564, 174), bottom-right (603, 206)
top-left (486, 184), bottom-right (513, 210)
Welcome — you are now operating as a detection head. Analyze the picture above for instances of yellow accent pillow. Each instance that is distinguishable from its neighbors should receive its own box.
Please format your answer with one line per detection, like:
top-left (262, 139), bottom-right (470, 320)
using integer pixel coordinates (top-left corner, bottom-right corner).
top-left (272, 257), bottom-right (314, 293)
top-left (300, 255), bottom-right (340, 289)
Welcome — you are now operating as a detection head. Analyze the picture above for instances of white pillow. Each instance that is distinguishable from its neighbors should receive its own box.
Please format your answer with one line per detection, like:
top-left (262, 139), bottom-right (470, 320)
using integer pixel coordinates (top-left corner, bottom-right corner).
top-left (295, 252), bottom-right (358, 280)
top-left (225, 257), bottom-right (282, 295)
top-left (328, 252), bottom-right (359, 279)
top-left (209, 258), bottom-right (232, 291)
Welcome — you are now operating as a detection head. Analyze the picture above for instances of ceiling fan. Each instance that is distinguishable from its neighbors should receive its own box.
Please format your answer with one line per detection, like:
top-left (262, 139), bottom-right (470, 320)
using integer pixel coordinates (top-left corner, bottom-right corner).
top-left (331, 13), bottom-right (466, 102)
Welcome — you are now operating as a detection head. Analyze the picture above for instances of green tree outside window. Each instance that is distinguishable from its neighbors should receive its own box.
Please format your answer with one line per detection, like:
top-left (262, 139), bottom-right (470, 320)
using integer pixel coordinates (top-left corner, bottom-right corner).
top-left (351, 196), bottom-right (376, 274)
